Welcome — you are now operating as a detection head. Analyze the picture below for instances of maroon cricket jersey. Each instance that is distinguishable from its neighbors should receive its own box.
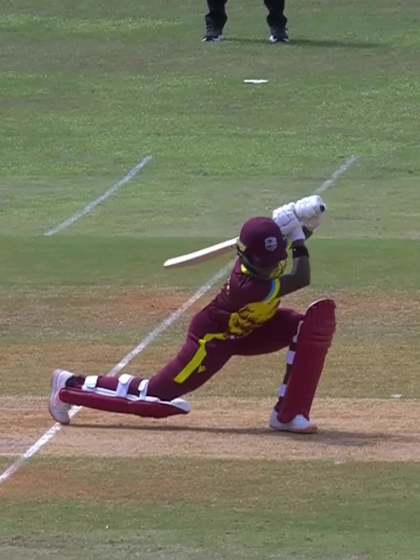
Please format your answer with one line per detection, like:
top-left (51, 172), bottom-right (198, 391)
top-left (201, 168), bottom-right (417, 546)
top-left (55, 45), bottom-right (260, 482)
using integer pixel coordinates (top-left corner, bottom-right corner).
top-left (189, 259), bottom-right (281, 339)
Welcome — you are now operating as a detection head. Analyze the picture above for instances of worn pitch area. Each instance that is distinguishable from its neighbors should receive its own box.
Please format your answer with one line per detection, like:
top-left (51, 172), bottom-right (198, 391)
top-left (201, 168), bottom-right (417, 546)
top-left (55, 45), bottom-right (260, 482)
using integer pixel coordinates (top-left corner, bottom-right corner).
top-left (2, 287), bottom-right (420, 473)
top-left (1, 397), bottom-right (419, 463)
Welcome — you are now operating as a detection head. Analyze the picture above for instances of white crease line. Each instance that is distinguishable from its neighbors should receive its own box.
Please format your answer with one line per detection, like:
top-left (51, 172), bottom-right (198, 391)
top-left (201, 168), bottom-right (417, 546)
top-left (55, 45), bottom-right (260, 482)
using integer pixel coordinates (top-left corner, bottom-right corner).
top-left (0, 424), bottom-right (64, 486)
top-left (314, 154), bottom-right (359, 194)
top-left (0, 154), bottom-right (359, 486)
top-left (0, 263), bottom-right (231, 486)
top-left (44, 156), bottom-right (153, 236)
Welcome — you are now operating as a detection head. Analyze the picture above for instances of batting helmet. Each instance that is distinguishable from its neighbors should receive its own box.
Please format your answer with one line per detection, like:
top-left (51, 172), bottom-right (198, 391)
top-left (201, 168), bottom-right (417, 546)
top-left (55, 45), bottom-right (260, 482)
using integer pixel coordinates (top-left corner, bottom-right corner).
top-left (237, 217), bottom-right (288, 279)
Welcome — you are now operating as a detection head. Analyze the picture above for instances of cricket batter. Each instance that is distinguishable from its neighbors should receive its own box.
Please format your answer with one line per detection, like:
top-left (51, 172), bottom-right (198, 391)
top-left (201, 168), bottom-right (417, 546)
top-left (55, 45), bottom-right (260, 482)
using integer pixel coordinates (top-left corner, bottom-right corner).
top-left (49, 199), bottom-right (336, 433)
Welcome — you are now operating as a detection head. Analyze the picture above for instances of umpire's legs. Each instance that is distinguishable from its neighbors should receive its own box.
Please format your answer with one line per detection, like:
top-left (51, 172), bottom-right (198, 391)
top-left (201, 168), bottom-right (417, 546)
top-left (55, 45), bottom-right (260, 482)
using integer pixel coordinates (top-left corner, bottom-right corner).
top-left (264, 0), bottom-right (287, 28)
top-left (205, 0), bottom-right (228, 29)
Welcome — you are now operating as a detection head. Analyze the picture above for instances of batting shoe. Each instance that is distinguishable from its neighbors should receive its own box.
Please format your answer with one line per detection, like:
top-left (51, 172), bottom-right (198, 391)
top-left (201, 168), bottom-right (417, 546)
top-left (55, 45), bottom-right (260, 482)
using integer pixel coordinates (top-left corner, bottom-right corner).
top-left (269, 26), bottom-right (289, 43)
top-left (49, 369), bottom-right (73, 425)
top-left (269, 410), bottom-right (318, 434)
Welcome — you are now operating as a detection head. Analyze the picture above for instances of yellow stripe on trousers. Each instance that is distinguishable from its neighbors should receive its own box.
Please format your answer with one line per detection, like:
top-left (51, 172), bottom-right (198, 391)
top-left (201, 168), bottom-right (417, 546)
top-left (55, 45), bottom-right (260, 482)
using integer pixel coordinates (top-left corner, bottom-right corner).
top-left (174, 333), bottom-right (226, 384)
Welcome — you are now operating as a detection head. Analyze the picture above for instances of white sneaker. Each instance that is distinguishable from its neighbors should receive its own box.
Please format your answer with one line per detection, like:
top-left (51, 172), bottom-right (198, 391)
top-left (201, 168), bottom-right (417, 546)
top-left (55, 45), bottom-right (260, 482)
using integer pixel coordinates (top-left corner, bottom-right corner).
top-left (269, 410), bottom-right (318, 434)
top-left (48, 369), bottom-right (73, 425)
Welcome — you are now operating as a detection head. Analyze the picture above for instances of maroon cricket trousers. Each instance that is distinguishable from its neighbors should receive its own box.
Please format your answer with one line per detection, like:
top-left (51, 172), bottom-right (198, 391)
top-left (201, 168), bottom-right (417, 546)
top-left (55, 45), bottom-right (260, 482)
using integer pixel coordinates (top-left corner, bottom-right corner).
top-left (148, 307), bottom-right (303, 400)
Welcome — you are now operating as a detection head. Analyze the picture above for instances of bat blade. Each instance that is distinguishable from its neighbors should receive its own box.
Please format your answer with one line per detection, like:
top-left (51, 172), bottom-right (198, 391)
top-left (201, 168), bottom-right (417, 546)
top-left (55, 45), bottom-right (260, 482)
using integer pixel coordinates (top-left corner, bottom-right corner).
top-left (164, 237), bottom-right (237, 269)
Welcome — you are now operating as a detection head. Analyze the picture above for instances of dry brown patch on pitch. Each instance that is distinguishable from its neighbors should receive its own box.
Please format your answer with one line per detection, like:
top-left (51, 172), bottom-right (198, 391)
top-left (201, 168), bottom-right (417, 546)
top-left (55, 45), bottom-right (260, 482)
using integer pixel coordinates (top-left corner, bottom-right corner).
top-left (1, 397), bottom-right (419, 465)
top-left (0, 287), bottom-right (197, 338)
top-left (0, 342), bottom-right (162, 396)
top-left (55, 397), bottom-right (420, 463)
top-left (0, 397), bottom-right (55, 456)
top-left (2, 286), bottom-right (417, 344)
top-left (4, 287), bottom-right (419, 399)
top-left (285, 288), bottom-right (420, 328)
top-left (332, 290), bottom-right (420, 331)
top-left (0, 286), bottom-right (204, 395)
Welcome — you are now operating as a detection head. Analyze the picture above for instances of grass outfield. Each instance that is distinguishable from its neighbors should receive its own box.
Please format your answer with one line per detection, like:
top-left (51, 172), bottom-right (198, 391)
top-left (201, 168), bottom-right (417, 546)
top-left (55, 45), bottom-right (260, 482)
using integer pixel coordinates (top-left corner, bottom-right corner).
top-left (1, 458), bottom-right (420, 560)
top-left (1, 0), bottom-right (420, 558)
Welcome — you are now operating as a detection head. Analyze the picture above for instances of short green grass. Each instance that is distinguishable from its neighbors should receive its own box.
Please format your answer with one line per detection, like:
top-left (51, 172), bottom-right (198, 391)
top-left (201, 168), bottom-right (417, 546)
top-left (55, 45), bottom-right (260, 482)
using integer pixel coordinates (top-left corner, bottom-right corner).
top-left (1, 236), bottom-right (419, 289)
top-left (1, 457), bottom-right (420, 560)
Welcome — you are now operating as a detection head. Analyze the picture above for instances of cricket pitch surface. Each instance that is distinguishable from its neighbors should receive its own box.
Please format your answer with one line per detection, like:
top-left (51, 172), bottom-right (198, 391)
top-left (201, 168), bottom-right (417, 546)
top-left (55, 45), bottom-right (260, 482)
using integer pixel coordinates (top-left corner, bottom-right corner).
top-left (2, 397), bottom-right (419, 463)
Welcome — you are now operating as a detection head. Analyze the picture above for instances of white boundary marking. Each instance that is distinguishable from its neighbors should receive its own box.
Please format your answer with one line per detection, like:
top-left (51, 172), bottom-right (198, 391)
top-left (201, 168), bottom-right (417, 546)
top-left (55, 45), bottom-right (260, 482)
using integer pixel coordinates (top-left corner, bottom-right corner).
top-left (44, 156), bottom-right (153, 236)
top-left (0, 154), bottom-right (359, 486)
top-left (0, 263), bottom-right (231, 486)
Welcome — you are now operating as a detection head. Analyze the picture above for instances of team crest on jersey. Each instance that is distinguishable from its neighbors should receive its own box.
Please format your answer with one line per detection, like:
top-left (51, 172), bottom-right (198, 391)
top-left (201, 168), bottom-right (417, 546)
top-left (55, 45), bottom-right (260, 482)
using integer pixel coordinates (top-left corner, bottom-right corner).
top-left (264, 236), bottom-right (278, 252)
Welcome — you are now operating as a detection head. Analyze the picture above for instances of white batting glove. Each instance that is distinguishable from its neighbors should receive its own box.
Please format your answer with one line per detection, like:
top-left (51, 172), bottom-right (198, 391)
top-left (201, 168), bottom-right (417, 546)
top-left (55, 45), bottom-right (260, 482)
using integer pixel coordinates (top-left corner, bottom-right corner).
top-left (294, 195), bottom-right (326, 231)
top-left (272, 203), bottom-right (305, 243)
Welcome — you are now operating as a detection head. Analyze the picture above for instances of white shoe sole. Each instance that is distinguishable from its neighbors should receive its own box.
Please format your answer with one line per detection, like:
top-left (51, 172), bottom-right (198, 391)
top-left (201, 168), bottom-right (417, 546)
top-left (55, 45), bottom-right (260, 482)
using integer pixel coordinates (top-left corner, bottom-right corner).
top-left (48, 369), bottom-right (72, 425)
top-left (269, 411), bottom-right (318, 434)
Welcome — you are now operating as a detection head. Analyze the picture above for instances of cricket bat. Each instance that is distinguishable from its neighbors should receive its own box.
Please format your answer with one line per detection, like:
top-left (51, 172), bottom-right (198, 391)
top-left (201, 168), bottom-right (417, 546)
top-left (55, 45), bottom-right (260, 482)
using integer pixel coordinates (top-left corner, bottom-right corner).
top-left (163, 195), bottom-right (326, 269)
top-left (163, 237), bottom-right (238, 269)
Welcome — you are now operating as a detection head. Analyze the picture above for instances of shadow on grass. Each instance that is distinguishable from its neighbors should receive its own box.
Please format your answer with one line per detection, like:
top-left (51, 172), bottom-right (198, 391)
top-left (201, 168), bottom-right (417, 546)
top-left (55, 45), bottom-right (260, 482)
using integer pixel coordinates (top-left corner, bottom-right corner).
top-left (225, 37), bottom-right (383, 49)
top-left (73, 422), bottom-right (416, 447)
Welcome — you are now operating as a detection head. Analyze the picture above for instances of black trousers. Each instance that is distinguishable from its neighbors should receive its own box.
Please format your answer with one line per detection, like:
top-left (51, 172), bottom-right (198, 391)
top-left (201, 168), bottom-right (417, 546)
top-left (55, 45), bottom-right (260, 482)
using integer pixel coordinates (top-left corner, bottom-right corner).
top-left (206, 0), bottom-right (287, 29)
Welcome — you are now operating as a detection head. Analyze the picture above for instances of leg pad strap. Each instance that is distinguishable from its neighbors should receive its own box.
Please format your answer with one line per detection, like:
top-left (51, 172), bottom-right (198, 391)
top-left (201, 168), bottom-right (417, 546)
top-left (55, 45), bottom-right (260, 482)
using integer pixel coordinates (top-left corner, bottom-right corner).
top-left (59, 387), bottom-right (192, 418)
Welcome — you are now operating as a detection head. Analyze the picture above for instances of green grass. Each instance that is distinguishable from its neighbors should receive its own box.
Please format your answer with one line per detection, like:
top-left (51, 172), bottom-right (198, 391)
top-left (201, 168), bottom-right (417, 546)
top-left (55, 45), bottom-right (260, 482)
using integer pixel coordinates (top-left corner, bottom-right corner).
top-left (1, 458), bottom-right (420, 560)
top-left (1, 236), bottom-right (419, 289)
top-left (1, 1), bottom-right (420, 237)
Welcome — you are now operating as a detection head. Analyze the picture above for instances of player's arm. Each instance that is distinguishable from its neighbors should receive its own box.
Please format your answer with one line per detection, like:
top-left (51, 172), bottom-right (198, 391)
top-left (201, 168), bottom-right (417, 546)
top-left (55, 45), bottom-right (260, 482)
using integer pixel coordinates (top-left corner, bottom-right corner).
top-left (272, 200), bottom-right (322, 297)
top-left (279, 238), bottom-right (310, 296)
